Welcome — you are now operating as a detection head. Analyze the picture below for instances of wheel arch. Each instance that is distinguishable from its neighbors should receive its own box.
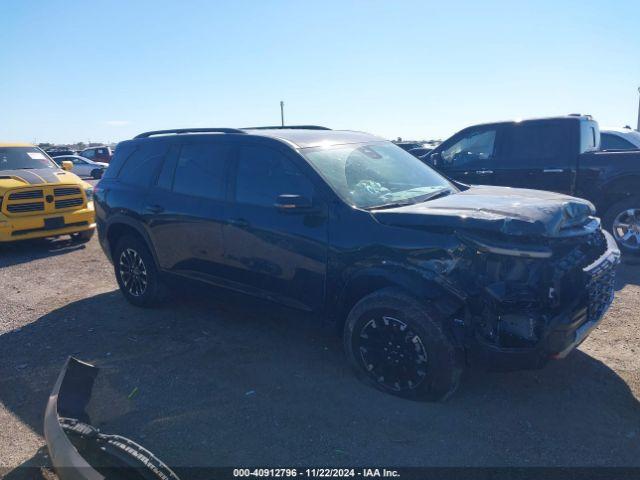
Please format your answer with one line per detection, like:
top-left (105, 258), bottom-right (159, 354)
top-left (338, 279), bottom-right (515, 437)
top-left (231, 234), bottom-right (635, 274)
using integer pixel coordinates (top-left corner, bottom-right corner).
top-left (334, 265), bottom-right (463, 331)
top-left (595, 175), bottom-right (640, 214)
top-left (105, 217), bottom-right (159, 267)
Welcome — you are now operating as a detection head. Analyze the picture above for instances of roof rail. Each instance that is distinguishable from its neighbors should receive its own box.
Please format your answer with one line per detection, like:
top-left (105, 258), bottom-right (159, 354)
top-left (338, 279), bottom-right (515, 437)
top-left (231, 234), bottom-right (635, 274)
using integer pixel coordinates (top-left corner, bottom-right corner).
top-left (242, 125), bottom-right (332, 131)
top-left (134, 128), bottom-right (247, 139)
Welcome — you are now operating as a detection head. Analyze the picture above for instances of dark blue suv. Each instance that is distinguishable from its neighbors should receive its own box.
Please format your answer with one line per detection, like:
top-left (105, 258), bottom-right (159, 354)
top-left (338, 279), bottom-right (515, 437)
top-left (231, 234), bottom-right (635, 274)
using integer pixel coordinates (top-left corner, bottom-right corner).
top-left (95, 126), bottom-right (619, 401)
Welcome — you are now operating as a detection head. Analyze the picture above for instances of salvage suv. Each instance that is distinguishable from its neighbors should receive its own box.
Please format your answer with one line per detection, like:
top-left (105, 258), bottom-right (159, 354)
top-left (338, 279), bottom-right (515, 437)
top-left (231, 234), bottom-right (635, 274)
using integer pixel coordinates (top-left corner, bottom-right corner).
top-left (95, 127), bottom-right (620, 401)
top-left (0, 143), bottom-right (95, 243)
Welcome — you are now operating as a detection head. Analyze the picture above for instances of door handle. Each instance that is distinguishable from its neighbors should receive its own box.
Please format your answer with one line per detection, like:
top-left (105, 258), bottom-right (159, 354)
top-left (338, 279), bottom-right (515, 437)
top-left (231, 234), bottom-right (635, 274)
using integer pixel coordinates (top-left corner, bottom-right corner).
top-left (228, 218), bottom-right (249, 228)
top-left (475, 169), bottom-right (494, 175)
top-left (543, 168), bottom-right (564, 173)
top-left (144, 204), bottom-right (165, 214)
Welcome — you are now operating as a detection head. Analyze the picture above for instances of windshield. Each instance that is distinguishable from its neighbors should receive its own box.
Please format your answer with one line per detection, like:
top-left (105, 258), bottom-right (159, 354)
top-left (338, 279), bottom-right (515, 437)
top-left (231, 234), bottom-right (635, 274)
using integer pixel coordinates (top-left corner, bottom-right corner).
top-left (302, 142), bottom-right (455, 209)
top-left (0, 147), bottom-right (58, 171)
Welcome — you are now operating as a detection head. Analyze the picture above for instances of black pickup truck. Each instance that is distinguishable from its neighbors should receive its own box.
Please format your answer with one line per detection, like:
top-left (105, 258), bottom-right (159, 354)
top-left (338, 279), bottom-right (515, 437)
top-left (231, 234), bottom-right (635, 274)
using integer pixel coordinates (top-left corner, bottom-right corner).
top-left (425, 115), bottom-right (640, 253)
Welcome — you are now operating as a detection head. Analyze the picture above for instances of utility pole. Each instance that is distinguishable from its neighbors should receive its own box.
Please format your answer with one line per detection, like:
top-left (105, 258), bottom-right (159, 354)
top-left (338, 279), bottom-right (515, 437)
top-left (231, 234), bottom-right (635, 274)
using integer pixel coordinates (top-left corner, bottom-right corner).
top-left (280, 101), bottom-right (285, 127)
top-left (637, 87), bottom-right (640, 131)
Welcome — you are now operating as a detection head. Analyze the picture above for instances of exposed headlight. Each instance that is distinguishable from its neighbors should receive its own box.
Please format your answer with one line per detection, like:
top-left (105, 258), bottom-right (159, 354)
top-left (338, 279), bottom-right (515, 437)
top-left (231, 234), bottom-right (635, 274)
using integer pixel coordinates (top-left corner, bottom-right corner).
top-left (85, 187), bottom-right (94, 201)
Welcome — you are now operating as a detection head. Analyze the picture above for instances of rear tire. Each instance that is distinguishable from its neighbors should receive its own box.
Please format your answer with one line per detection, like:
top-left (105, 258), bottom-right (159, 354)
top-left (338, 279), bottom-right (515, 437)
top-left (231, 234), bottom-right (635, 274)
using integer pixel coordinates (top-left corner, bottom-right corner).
top-left (603, 196), bottom-right (640, 255)
top-left (113, 235), bottom-right (165, 307)
top-left (70, 228), bottom-right (95, 244)
top-left (343, 287), bottom-right (461, 401)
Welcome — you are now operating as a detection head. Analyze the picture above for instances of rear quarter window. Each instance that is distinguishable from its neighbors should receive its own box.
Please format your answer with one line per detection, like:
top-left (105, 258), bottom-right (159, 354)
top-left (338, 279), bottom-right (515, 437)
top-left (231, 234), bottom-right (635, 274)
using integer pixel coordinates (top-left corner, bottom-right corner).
top-left (102, 143), bottom-right (136, 179)
top-left (116, 142), bottom-right (169, 187)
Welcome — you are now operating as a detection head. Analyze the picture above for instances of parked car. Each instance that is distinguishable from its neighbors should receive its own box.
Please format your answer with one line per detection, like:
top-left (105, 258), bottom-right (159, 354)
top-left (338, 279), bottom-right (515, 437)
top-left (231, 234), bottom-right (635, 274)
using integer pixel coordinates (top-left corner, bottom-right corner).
top-left (424, 115), bottom-right (640, 254)
top-left (95, 126), bottom-right (619, 401)
top-left (0, 143), bottom-right (95, 243)
top-left (80, 145), bottom-right (112, 163)
top-left (407, 146), bottom-right (433, 159)
top-left (601, 127), bottom-right (640, 151)
top-left (394, 141), bottom-right (425, 153)
top-left (45, 147), bottom-right (76, 157)
top-left (52, 154), bottom-right (108, 179)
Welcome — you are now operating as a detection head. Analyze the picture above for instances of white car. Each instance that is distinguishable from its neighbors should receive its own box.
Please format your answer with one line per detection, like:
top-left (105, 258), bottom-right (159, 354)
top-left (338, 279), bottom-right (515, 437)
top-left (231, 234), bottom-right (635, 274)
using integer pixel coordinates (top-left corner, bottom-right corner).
top-left (52, 155), bottom-right (108, 179)
top-left (601, 127), bottom-right (640, 151)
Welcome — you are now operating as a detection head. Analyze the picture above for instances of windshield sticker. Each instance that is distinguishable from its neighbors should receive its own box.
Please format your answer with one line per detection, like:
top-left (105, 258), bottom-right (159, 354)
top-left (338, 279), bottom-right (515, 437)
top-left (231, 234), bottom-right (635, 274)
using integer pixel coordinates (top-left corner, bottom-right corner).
top-left (27, 152), bottom-right (46, 160)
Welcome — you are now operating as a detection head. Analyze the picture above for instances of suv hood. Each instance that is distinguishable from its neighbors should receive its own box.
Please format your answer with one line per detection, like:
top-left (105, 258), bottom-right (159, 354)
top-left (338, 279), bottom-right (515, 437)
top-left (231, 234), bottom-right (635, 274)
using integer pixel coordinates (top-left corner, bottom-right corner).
top-left (372, 185), bottom-right (597, 237)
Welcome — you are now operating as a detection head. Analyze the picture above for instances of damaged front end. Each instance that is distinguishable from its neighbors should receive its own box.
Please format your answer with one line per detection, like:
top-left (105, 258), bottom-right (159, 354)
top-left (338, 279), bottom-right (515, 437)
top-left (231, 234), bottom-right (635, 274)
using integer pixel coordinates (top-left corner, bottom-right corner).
top-left (372, 187), bottom-right (621, 369)
top-left (44, 357), bottom-right (180, 480)
top-left (448, 227), bottom-right (620, 369)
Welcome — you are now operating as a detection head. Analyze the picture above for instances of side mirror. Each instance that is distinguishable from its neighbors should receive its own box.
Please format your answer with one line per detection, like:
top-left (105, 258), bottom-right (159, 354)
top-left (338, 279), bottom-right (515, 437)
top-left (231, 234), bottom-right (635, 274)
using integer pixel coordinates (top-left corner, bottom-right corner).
top-left (61, 161), bottom-right (73, 171)
top-left (275, 194), bottom-right (313, 212)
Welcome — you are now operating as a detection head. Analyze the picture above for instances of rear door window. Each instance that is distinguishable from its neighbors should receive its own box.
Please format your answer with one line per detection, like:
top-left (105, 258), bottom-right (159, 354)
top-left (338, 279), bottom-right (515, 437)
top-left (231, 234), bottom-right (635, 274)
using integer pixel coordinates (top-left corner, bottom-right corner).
top-left (155, 143), bottom-right (180, 190)
top-left (500, 122), bottom-right (570, 166)
top-left (172, 142), bottom-right (233, 200)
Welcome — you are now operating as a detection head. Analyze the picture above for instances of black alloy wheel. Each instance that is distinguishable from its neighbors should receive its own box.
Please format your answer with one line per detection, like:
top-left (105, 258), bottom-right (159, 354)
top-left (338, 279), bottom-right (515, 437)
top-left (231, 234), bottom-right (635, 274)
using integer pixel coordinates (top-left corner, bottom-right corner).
top-left (344, 287), bottom-right (461, 401)
top-left (356, 315), bottom-right (429, 392)
top-left (113, 235), bottom-right (165, 307)
top-left (119, 247), bottom-right (148, 297)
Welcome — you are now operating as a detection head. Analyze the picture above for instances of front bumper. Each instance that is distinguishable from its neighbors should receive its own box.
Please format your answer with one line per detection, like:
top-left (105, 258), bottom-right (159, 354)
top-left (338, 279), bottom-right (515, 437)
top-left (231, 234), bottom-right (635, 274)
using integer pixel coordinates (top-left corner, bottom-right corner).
top-left (0, 205), bottom-right (95, 242)
top-left (551, 230), bottom-right (620, 356)
top-left (469, 230), bottom-right (620, 370)
top-left (44, 357), bottom-right (179, 480)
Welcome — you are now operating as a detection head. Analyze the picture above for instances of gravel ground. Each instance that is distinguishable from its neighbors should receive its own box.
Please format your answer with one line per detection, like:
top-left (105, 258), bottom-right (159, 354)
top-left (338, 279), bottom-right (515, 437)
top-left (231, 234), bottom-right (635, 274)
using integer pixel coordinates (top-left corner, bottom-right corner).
top-left (1, 227), bottom-right (639, 478)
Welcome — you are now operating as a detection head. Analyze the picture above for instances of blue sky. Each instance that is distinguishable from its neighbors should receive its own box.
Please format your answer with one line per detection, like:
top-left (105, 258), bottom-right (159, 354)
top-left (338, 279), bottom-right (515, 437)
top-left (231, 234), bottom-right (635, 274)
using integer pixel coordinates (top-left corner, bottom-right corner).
top-left (1, 0), bottom-right (639, 144)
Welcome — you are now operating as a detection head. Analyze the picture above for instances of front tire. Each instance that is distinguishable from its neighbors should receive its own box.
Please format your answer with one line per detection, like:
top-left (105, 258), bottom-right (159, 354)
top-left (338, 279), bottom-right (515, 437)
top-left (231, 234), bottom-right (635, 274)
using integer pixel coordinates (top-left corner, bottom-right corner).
top-left (113, 235), bottom-right (164, 307)
top-left (343, 288), bottom-right (461, 401)
top-left (603, 196), bottom-right (640, 255)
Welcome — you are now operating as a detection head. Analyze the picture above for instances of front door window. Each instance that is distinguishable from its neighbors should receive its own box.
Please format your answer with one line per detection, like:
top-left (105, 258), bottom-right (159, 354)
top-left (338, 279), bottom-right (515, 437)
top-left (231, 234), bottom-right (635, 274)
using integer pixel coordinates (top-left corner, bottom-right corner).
top-left (441, 129), bottom-right (497, 168)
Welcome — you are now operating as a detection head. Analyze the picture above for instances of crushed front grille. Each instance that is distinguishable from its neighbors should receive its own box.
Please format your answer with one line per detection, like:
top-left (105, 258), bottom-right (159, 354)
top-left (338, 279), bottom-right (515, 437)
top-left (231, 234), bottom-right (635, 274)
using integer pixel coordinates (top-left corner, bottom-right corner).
top-left (585, 258), bottom-right (617, 322)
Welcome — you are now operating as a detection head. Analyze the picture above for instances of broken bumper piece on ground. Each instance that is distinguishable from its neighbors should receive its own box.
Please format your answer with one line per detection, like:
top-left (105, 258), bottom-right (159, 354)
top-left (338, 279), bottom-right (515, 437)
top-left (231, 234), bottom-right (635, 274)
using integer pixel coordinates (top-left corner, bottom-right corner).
top-left (44, 356), bottom-right (180, 480)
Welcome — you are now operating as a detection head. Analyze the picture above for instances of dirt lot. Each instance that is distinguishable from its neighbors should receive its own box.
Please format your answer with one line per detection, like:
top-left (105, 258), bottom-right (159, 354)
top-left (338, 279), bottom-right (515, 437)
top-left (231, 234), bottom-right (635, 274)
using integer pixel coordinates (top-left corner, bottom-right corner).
top-left (1, 227), bottom-right (639, 478)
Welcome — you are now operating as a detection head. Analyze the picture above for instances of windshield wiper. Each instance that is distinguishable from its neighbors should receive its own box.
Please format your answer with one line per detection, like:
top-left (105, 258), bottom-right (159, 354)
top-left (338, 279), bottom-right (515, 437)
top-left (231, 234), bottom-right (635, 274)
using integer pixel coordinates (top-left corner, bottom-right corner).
top-left (417, 188), bottom-right (453, 203)
top-left (366, 200), bottom-right (416, 210)
top-left (365, 188), bottom-right (454, 210)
